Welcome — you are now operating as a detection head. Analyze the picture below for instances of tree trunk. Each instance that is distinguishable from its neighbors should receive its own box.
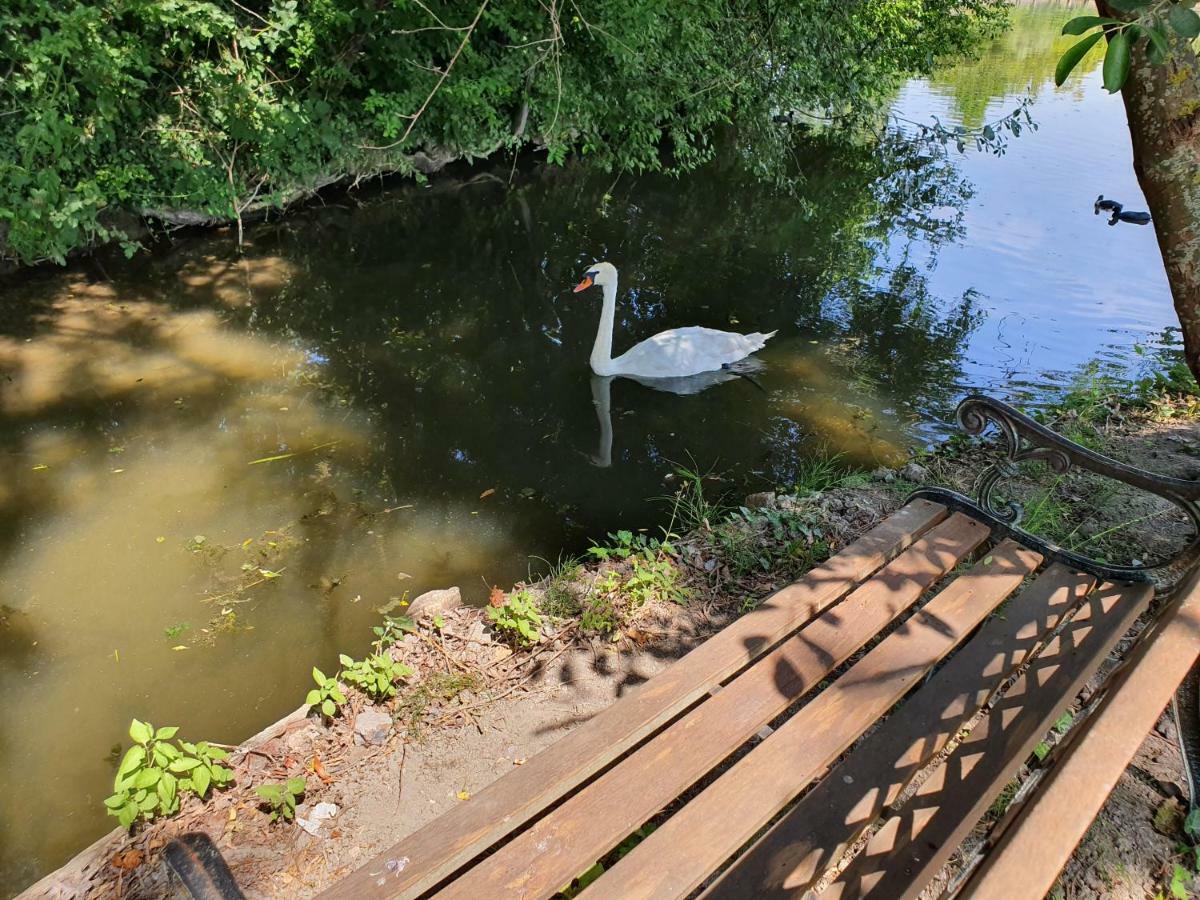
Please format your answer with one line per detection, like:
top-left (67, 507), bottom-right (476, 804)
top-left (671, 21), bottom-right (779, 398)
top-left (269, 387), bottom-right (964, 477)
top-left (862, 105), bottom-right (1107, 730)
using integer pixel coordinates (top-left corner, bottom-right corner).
top-left (1098, 2), bottom-right (1200, 380)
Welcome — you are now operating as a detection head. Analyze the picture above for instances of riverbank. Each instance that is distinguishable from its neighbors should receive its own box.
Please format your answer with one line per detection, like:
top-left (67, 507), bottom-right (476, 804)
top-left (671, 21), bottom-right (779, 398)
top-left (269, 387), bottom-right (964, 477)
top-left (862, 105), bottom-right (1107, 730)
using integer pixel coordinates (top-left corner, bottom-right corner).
top-left (19, 371), bottom-right (1200, 900)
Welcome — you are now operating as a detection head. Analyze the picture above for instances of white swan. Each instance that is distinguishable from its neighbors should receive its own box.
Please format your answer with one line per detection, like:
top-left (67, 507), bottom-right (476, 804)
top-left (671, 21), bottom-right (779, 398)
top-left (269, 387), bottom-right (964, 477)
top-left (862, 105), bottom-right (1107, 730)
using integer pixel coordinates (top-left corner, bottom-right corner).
top-left (574, 262), bottom-right (776, 378)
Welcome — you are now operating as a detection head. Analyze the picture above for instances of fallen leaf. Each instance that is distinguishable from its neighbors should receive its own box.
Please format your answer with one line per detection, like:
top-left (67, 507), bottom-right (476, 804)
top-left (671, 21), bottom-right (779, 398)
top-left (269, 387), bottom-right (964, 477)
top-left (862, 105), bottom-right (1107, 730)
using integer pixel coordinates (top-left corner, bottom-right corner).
top-left (172, 645), bottom-right (188, 651)
top-left (111, 468), bottom-right (125, 474)
top-left (456, 790), bottom-right (470, 801)
top-left (479, 488), bottom-right (496, 499)
top-left (31, 464), bottom-right (48, 471)
top-left (310, 755), bottom-right (334, 784)
top-left (110, 849), bottom-right (143, 871)
top-left (488, 586), bottom-right (506, 608)
top-left (513, 758), bottom-right (527, 766)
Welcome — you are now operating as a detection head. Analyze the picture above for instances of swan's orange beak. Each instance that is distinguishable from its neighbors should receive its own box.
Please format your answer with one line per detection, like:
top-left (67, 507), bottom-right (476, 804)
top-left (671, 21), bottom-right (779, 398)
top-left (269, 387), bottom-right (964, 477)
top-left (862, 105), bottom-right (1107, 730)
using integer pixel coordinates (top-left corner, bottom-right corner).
top-left (573, 275), bottom-right (594, 293)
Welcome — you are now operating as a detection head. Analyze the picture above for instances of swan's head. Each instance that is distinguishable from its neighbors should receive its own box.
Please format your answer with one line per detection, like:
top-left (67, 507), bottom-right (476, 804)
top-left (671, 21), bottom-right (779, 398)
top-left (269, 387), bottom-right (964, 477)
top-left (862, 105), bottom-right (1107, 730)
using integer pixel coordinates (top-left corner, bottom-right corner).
top-left (573, 261), bottom-right (617, 293)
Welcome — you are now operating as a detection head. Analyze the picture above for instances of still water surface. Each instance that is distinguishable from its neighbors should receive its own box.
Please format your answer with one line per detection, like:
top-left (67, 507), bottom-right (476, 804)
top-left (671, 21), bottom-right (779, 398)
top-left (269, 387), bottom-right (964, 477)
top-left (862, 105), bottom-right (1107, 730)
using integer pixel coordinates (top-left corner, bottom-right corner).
top-left (0, 4), bottom-right (1176, 893)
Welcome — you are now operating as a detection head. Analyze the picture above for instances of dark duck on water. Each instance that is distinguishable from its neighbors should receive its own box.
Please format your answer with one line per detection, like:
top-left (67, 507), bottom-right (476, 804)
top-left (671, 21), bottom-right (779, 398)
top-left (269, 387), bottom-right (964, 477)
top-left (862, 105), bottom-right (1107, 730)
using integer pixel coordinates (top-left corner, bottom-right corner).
top-left (1094, 194), bottom-right (1152, 226)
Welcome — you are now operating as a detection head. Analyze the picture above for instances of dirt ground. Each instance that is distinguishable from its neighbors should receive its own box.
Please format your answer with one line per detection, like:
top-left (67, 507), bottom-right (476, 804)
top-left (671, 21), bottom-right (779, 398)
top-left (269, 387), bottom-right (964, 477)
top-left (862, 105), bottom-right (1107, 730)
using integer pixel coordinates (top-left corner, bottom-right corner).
top-left (20, 405), bottom-right (1200, 900)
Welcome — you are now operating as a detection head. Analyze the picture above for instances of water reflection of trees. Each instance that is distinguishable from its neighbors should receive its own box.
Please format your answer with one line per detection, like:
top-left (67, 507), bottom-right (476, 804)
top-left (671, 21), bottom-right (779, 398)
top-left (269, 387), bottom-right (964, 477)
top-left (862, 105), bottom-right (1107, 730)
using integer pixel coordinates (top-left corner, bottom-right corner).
top-left (928, 1), bottom-right (1105, 127)
top-left (227, 133), bottom-right (982, 510)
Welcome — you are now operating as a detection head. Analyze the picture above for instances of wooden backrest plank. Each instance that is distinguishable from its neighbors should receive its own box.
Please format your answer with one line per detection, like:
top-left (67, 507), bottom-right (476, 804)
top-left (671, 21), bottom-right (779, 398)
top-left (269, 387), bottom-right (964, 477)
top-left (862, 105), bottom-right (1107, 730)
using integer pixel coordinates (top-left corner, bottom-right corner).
top-left (823, 579), bottom-right (1153, 900)
top-left (437, 514), bottom-right (990, 899)
top-left (702, 563), bottom-right (1096, 899)
top-left (583, 539), bottom-right (1042, 900)
top-left (318, 500), bottom-right (947, 900)
top-left (962, 574), bottom-right (1200, 900)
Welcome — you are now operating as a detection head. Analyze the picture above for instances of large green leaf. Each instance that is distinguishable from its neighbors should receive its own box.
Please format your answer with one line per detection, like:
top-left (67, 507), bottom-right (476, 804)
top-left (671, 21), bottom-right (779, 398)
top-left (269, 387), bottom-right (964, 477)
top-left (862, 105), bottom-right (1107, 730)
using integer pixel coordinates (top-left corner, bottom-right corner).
top-left (1169, 3), bottom-right (1200, 39)
top-left (1102, 28), bottom-right (1132, 93)
top-left (128, 719), bottom-right (152, 744)
top-left (116, 744), bottom-right (146, 779)
top-left (192, 763), bottom-right (211, 797)
top-left (1062, 16), bottom-right (1118, 35)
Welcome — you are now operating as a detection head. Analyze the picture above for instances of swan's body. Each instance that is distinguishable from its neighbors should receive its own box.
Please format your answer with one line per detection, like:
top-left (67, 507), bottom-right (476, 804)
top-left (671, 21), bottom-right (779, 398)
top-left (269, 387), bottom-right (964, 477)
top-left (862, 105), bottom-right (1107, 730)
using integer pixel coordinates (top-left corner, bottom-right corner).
top-left (575, 262), bottom-right (775, 378)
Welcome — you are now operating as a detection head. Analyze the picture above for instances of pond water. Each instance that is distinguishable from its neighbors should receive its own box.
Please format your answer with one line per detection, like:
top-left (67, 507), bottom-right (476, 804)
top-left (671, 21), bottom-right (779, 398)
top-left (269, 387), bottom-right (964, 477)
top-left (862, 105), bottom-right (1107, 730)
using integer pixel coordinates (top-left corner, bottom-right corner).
top-left (0, 3), bottom-right (1176, 894)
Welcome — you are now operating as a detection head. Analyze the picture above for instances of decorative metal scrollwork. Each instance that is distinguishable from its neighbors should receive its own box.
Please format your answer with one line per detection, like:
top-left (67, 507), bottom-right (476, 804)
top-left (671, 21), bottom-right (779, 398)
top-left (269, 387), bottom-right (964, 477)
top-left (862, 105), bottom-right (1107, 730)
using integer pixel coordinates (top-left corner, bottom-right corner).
top-left (910, 394), bottom-right (1200, 586)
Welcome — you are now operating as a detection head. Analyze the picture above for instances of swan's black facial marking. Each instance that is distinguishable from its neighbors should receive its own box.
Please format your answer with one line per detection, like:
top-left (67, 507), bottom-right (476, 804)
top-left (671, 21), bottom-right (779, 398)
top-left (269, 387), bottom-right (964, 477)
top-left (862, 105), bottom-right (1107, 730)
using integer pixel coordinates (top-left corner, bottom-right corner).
top-left (587, 269), bottom-right (599, 279)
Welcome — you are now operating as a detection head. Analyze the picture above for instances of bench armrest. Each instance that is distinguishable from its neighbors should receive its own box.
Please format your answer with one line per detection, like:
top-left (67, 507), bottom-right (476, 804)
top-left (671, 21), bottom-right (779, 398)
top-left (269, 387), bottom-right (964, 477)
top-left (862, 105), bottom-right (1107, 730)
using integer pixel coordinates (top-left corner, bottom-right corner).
top-left (911, 394), bottom-right (1200, 586)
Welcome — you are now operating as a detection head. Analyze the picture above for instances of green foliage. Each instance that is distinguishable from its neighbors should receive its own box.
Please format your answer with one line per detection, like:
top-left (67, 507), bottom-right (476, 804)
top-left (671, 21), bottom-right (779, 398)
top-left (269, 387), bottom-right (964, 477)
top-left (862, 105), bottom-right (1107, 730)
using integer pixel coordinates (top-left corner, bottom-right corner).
top-left (339, 651), bottom-right (413, 701)
top-left (104, 719), bottom-right (232, 829)
top-left (588, 530), bottom-right (689, 609)
top-left (372, 614), bottom-right (417, 647)
top-left (581, 590), bottom-right (620, 636)
top-left (664, 464), bottom-right (726, 533)
top-left (1033, 709), bottom-right (1075, 761)
top-left (396, 671), bottom-right (481, 737)
top-left (531, 553), bottom-right (583, 619)
top-left (486, 590), bottom-right (544, 647)
top-left (305, 666), bottom-right (346, 720)
top-left (1056, 1), bottom-right (1198, 92)
top-left (254, 776), bottom-right (306, 823)
top-left (0, 0), bottom-right (1005, 265)
top-left (713, 507), bottom-right (829, 579)
top-left (163, 622), bottom-right (190, 640)
top-left (791, 450), bottom-right (853, 497)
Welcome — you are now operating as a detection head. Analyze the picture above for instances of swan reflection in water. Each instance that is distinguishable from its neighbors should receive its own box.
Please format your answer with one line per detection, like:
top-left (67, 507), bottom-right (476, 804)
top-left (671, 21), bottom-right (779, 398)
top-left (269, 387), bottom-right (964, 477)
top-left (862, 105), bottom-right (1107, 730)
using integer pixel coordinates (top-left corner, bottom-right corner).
top-left (588, 361), bottom-right (763, 467)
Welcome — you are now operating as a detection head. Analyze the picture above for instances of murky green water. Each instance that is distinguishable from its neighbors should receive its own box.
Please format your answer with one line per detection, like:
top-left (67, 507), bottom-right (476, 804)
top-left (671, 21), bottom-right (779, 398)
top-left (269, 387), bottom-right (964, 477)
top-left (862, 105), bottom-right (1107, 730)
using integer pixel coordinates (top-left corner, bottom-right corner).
top-left (0, 3), bottom-right (1175, 894)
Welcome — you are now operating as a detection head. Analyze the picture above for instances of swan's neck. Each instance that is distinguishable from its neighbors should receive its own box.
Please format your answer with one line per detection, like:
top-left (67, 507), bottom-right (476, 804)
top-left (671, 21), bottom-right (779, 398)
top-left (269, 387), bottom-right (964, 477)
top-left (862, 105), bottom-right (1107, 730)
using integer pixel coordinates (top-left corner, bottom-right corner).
top-left (590, 278), bottom-right (618, 374)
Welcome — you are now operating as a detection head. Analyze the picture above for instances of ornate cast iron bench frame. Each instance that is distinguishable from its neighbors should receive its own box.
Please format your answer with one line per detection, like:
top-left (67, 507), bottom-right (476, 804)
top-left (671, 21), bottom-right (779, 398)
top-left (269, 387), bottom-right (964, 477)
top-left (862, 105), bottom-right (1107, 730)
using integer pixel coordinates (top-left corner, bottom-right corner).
top-left (911, 394), bottom-right (1200, 588)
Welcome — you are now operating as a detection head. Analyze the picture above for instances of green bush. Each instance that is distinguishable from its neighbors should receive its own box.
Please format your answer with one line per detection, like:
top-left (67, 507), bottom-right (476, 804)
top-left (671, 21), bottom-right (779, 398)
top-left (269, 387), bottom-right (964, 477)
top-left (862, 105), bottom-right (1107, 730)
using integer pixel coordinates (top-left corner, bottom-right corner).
top-left (104, 718), bottom-right (233, 829)
top-left (1, 0), bottom-right (1004, 264)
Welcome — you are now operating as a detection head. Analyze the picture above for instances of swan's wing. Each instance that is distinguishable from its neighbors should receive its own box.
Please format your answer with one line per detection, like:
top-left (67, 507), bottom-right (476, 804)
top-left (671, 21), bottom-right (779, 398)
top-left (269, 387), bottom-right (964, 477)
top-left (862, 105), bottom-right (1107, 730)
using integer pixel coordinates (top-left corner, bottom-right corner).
top-left (613, 326), bottom-right (776, 378)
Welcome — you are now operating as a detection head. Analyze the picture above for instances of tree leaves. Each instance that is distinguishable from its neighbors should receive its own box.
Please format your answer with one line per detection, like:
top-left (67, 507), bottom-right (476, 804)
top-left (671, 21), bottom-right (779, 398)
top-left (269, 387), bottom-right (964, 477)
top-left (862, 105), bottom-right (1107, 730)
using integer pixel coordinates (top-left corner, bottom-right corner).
top-left (1102, 28), bottom-right (1132, 93)
top-left (1169, 3), bottom-right (1200, 39)
top-left (1061, 16), bottom-right (1118, 36)
top-left (1055, 31), bottom-right (1105, 86)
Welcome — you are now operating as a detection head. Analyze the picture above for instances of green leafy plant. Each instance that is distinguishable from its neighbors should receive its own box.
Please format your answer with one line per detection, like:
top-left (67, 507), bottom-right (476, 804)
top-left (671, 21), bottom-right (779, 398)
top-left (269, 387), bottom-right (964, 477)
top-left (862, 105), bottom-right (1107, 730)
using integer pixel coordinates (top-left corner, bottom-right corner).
top-left (339, 651), bottom-right (413, 701)
top-left (163, 622), bottom-right (190, 640)
top-left (255, 776), bottom-right (307, 823)
top-left (713, 507), bottom-right (829, 579)
top-left (104, 719), bottom-right (233, 829)
top-left (486, 590), bottom-right (544, 647)
top-left (1056, 1), bottom-right (1200, 93)
top-left (306, 667), bottom-right (347, 720)
top-left (372, 614), bottom-right (417, 646)
top-left (531, 553), bottom-right (583, 618)
top-left (580, 593), bottom-right (620, 636)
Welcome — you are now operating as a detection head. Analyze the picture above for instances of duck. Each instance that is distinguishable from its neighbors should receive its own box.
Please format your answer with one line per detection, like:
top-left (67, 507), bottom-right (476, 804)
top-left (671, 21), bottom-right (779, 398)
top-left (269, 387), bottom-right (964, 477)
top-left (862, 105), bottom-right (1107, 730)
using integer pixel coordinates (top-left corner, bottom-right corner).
top-left (573, 262), bottom-right (776, 378)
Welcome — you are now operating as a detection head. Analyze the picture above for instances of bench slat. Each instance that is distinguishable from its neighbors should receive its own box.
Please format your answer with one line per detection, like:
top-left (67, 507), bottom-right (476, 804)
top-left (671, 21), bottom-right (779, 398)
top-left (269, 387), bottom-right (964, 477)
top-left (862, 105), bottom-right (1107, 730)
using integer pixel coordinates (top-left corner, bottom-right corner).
top-left (319, 499), bottom-right (947, 900)
top-left (962, 572), bottom-right (1200, 900)
top-left (438, 513), bottom-right (989, 899)
top-left (584, 539), bottom-right (1042, 900)
top-left (823, 579), bottom-right (1152, 900)
top-left (701, 563), bottom-right (1096, 899)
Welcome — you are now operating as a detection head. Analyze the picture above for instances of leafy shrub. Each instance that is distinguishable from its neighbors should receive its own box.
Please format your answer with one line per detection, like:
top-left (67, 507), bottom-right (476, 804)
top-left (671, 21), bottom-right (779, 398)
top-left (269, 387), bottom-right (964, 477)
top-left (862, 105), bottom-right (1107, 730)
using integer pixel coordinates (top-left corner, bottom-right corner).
top-left (255, 776), bottom-right (306, 823)
top-left (372, 614), bottom-right (417, 646)
top-left (339, 651), bottom-right (413, 701)
top-left (306, 667), bottom-right (347, 720)
top-left (0, 0), bottom-right (1004, 264)
top-left (104, 719), bottom-right (233, 829)
top-left (486, 590), bottom-right (543, 646)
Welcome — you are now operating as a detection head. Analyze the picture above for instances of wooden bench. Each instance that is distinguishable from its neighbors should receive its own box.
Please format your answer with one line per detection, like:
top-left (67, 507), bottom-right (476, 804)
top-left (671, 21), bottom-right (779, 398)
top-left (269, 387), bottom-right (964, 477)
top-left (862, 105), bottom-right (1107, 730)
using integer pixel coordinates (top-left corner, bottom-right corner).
top-left (320, 395), bottom-right (1200, 900)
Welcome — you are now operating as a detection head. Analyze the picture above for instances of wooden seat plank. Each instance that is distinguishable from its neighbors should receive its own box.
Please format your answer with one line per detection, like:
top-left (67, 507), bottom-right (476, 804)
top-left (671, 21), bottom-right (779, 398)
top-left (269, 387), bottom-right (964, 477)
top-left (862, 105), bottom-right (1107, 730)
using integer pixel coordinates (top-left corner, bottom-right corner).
top-left (437, 514), bottom-right (990, 899)
top-left (822, 579), bottom-right (1153, 900)
top-left (962, 572), bottom-right (1200, 900)
top-left (319, 499), bottom-right (947, 900)
top-left (702, 563), bottom-right (1096, 899)
top-left (583, 539), bottom-right (1042, 900)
